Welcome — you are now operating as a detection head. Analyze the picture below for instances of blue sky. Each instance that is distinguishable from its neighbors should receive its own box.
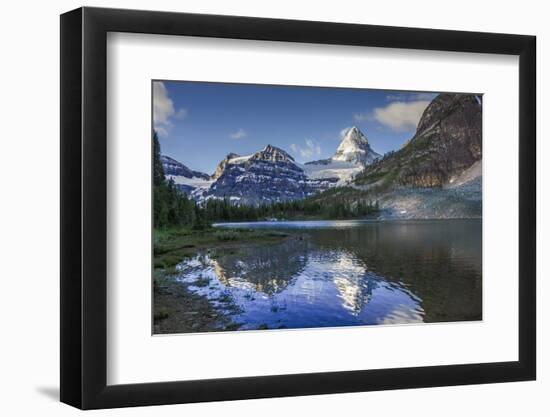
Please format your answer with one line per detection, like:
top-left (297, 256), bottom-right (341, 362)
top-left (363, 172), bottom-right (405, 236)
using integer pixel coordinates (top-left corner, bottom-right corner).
top-left (153, 81), bottom-right (438, 174)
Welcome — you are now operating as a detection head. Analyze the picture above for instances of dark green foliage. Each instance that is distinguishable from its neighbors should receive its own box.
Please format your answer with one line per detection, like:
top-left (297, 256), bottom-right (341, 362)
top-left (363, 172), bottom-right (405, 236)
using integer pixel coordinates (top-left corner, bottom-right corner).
top-left (153, 131), bottom-right (379, 229)
top-left (154, 131), bottom-right (199, 229)
top-left (153, 131), bottom-right (165, 186)
top-left (197, 193), bottom-right (378, 223)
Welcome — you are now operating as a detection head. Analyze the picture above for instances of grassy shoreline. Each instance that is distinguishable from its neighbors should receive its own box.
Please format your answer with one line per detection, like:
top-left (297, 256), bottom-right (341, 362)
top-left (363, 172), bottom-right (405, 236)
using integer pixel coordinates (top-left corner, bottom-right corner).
top-left (153, 226), bottom-right (293, 334)
top-left (154, 226), bottom-right (291, 271)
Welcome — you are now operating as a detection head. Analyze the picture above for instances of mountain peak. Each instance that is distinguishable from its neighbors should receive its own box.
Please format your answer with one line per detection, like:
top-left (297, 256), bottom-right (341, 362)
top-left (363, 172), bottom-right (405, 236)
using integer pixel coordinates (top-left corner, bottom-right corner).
top-left (332, 126), bottom-right (380, 164)
top-left (347, 126), bottom-right (363, 136)
top-left (253, 144), bottom-right (295, 162)
top-left (160, 155), bottom-right (210, 179)
top-left (415, 93), bottom-right (480, 135)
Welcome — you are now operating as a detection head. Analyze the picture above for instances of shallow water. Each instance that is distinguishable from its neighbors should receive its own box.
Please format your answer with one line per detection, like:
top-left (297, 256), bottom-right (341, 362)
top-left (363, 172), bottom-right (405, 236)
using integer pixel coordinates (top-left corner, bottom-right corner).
top-left (176, 219), bottom-right (482, 331)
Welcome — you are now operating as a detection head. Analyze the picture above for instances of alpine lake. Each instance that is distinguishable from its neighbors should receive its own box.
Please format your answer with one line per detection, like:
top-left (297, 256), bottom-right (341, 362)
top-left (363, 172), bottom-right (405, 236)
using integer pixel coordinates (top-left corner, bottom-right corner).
top-left (154, 219), bottom-right (482, 333)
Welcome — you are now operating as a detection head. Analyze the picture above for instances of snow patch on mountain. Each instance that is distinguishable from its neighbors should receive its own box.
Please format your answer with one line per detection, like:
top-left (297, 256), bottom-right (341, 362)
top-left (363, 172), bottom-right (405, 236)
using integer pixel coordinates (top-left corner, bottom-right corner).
top-left (301, 160), bottom-right (363, 184)
top-left (228, 154), bottom-right (254, 165)
top-left (166, 174), bottom-right (214, 188)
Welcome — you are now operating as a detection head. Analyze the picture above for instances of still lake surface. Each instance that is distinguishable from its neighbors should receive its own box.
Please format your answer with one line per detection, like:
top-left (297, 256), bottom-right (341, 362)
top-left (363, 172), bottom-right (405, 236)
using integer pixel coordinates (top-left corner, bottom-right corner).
top-left (176, 219), bottom-right (482, 330)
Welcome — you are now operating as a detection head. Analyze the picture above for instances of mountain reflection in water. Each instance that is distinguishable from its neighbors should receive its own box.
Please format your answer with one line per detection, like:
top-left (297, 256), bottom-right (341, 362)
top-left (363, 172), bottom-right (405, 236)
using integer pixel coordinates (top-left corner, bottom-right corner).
top-left (176, 219), bottom-right (481, 331)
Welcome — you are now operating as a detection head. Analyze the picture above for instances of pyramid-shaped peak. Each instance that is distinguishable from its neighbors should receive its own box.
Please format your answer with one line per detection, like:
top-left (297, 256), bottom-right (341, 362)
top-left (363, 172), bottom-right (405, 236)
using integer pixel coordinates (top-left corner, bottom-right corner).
top-left (332, 126), bottom-right (380, 164)
top-left (342, 126), bottom-right (368, 143)
top-left (336, 127), bottom-right (369, 154)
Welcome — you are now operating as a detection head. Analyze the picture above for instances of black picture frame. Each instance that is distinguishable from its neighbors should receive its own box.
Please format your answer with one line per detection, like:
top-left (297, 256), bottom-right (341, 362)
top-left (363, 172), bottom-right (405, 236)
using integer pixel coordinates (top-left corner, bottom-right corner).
top-left (60, 6), bottom-right (536, 410)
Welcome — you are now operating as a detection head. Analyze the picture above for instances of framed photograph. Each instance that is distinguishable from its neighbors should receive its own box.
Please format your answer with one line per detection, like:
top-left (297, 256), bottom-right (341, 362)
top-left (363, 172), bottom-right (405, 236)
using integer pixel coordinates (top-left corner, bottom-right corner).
top-left (60, 7), bottom-right (536, 409)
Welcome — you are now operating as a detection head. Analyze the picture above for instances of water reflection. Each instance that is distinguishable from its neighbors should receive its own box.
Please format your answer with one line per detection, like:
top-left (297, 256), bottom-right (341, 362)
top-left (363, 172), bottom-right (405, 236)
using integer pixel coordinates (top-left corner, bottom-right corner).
top-left (176, 219), bottom-right (481, 331)
top-left (208, 238), bottom-right (310, 295)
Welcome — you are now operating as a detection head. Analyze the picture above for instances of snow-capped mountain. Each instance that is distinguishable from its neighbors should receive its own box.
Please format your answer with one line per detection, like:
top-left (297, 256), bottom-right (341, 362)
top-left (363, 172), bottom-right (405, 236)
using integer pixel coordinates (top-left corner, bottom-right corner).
top-left (161, 155), bottom-right (210, 179)
top-left (162, 126), bottom-right (381, 204)
top-left (193, 145), bottom-right (329, 205)
top-left (303, 126), bottom-right (381, 184)
top-left (160, 155), bottom-right (212, 194)
top-left (333, 126), bottom-right (381, 164)
top-left (159, 94), bottom-right (482, 218)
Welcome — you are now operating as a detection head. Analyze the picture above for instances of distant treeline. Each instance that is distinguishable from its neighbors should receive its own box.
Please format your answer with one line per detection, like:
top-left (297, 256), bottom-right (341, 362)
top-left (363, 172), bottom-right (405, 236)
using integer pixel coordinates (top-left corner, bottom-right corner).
top-left (153, 132), bottom-right (379, 229)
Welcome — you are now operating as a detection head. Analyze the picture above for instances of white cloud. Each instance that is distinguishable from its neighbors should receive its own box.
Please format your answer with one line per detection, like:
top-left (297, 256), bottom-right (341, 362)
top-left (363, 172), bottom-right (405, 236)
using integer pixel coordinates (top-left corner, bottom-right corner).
top-left (354, 100), bottom-right (430, 132)
top-left (290, 139), bottom-right (322, 160)
top-left (229, 128), bottom-right (247, 139)
top-left (152, 81), bottom-right (187, 136)
top-left (153, 82), bottom-right (173, 126)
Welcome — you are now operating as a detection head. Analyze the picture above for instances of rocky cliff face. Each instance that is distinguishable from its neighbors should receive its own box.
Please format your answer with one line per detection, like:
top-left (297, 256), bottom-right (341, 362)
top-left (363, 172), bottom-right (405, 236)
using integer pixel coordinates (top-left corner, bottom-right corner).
top-left (355, 93), bottom-right (482, 189)
top-left (195, 145), bottom-right (319, 205)
top-left (212, 153), bottom-right (240, 180)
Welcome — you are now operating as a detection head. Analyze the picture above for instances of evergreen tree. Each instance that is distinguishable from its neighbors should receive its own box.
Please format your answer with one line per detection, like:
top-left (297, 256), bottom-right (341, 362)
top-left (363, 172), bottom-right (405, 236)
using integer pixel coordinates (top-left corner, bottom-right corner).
top-left (153, 131), bottom-right (165, 186)
top-left (153, 127), bottom-right (380, 229)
